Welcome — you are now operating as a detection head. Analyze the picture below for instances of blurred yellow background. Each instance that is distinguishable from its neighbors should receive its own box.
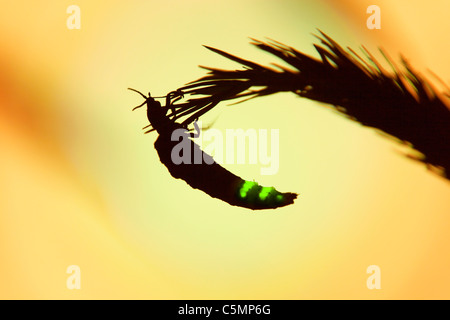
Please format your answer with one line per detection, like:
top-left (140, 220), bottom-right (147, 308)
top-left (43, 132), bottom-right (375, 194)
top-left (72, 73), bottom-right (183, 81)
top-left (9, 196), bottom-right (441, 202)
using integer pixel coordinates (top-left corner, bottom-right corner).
top-left (0, 0), bottom-right (449, 299)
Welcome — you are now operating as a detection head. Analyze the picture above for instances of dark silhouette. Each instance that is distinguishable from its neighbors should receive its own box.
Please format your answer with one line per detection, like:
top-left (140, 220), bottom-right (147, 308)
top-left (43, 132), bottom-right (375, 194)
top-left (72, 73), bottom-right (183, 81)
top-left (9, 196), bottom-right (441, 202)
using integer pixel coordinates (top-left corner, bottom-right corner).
top-left (167, 31), bottom-right (450, 180)
top-left (129, 88), bottom-right (297, 210)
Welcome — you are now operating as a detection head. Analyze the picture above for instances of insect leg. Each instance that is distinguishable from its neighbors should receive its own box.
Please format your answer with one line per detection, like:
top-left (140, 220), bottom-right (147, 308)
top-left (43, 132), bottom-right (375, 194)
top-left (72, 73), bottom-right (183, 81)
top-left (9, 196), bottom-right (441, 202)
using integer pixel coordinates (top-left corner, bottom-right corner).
top-left (165, 89), bottom-right (185, 119)
top-left (188, 120), bottom-right (201, 138)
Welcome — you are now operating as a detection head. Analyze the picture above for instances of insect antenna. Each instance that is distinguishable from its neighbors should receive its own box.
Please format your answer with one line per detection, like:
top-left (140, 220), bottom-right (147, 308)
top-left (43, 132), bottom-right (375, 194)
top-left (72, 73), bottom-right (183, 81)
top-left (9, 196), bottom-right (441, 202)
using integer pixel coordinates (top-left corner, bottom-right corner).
top-left (128, 87), bottom-right (167, 110)
top-left (128, 87), bottom-right (148, 98)
top-left (131, 101), bottom-right (147, 111)
top-left (128, 88), bottom-right (149, 110)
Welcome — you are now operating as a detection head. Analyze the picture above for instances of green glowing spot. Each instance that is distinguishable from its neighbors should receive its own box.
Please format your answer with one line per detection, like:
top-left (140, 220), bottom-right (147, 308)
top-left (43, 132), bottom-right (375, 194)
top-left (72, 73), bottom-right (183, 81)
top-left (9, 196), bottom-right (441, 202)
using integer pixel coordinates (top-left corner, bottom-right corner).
top-left (239, 181), bottom-right (257, 198)
top-left (276, 194), bottom-right (283, 202)
top-left (259, 187), bottom-right (273, 201)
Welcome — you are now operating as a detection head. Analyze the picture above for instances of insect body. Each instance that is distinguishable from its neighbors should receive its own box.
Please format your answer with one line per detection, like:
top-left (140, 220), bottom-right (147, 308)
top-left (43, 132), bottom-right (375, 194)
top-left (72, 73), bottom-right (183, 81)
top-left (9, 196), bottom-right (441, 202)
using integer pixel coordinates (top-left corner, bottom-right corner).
top-left (129, 88), bottom-right (297, 210)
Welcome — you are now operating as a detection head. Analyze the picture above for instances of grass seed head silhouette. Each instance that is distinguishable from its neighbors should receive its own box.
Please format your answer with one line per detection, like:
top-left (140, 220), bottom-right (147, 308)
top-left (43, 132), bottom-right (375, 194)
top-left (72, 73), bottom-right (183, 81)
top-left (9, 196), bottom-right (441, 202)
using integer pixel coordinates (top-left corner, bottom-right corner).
top-left (167, 30), bottom-right (450, 179)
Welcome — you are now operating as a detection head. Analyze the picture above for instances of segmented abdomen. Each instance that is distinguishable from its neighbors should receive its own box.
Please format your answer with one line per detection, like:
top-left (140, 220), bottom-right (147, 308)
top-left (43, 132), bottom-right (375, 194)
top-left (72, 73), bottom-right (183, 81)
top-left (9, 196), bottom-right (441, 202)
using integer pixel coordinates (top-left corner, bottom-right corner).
top-left (154, 133), bottom-right (297, 210)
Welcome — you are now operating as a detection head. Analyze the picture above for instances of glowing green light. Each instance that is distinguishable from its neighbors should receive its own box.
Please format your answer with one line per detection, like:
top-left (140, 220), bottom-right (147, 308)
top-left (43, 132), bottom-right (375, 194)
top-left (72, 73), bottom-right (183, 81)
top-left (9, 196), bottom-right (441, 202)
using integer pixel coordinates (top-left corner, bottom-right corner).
top-left (259, 187), bottom-right (273, 201)
top-left (276, 194), bottom-right (283, 202)
top-left (239, 181), bottom-right (257, 198)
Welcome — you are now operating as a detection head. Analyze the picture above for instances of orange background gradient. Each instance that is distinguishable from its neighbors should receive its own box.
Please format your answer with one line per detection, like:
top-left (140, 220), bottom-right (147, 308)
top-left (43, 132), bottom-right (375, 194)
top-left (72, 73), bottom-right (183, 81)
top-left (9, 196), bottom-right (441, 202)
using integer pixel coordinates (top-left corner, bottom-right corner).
top-left (1, 0), bottom-right (449, 299)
